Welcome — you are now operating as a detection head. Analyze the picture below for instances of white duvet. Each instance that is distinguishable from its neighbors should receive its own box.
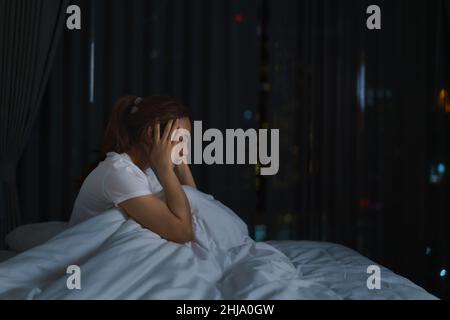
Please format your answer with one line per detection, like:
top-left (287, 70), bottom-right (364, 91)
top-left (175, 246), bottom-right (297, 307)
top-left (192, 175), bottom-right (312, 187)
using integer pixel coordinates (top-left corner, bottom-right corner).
top-left (0, 187), bottom-right (436, 300)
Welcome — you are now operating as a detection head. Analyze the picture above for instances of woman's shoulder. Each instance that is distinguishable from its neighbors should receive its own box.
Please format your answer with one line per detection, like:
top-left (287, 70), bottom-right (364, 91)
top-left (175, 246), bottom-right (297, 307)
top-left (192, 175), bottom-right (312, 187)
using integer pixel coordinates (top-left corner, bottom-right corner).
top-left (103, 152), bottom-right (147, 180)
top-left (101, 152), bottom-right (162, 193)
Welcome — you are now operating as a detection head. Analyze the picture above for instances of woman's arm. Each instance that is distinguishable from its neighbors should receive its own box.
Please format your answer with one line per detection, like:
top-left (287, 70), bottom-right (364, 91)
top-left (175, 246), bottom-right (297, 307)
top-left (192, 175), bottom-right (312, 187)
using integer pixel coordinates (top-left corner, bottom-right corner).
top-left (119, 192), bottom-right (193, 244)
top-left (119, 120), bottom-right (193, 244)
top-left (156, 165), bottom-right (192, 233)
top-left (174, 163), bottom-right (197, 189)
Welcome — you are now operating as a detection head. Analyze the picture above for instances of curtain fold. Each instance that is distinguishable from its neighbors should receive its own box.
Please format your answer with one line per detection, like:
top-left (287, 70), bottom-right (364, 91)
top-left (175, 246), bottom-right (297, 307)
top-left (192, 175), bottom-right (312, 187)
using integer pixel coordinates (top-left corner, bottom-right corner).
top-left (0, 0), bottom-right (68, 246)
top-left (265, 0), bottom-right (362, 244)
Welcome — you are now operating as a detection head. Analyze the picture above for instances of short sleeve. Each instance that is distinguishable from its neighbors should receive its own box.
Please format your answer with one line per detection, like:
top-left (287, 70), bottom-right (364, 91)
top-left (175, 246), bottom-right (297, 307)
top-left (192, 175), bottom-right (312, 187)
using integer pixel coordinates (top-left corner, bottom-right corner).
top-left (145, 168), bottom-right (163, 194)
top-left (103, 166), bottom-right (152, 206)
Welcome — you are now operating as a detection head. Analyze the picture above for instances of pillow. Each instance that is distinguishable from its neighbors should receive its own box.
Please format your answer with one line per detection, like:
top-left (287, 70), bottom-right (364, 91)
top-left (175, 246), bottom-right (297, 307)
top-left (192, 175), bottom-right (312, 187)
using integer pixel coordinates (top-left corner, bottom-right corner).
top-left (183, 186), bottom-right (250, 251)
top-left (5, 222), bottom-right (68, 253)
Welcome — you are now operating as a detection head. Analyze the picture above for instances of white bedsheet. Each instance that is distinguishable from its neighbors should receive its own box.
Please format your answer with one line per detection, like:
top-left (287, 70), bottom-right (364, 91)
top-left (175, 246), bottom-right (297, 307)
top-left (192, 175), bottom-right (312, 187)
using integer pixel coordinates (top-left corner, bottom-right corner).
top-left (268, 241), bottom-right (436, 300)
top-left (0, 187), bottom-right (436, 300)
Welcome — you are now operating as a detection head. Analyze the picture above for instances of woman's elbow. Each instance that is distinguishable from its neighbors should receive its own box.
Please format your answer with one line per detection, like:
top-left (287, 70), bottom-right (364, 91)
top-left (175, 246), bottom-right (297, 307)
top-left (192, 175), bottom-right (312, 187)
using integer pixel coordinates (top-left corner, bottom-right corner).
top-left (182, 228), bottom-right (195, 244)
top-left (174, 234), bottom-right (193, 244)
top-left (173, 226), bottom-right (194, 244)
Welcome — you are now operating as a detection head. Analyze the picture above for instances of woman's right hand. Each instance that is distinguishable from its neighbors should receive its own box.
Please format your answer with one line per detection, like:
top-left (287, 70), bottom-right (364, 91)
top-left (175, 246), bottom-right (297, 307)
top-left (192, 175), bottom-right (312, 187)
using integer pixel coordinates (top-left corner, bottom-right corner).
top-left (150, 119), bottom-right (180, 174)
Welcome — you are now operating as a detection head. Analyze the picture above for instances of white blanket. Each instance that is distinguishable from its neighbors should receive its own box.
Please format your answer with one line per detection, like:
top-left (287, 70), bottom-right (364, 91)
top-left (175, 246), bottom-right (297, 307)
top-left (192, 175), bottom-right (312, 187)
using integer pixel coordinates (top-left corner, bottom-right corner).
top-left (0, 187), bottom-right (436, 300)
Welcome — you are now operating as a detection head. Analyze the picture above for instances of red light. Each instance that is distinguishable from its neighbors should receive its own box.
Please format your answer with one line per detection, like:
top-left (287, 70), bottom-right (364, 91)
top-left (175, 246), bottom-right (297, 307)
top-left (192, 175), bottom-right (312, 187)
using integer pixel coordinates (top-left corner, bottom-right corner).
top-left (234, 14), bottom-right (245, 23)
top-left (359, 198), bottom-right (370, 209)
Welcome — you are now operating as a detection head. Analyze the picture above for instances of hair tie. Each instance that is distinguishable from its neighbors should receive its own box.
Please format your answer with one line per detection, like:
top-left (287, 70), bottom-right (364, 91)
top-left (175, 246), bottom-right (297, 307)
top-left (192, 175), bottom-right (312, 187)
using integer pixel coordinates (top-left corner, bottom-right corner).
top-left (129, 97), bottom-right (143, 114)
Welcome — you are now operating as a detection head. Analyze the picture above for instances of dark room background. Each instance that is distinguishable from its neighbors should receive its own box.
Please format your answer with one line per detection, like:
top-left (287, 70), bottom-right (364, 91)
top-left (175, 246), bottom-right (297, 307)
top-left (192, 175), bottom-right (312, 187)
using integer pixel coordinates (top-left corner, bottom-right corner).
top-left (9, 0), bottom-right (450, 298)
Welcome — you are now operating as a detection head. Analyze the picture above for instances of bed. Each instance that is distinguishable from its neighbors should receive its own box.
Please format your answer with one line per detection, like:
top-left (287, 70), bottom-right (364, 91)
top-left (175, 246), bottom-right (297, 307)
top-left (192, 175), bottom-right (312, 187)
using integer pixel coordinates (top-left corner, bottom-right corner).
top-left (0, 188), bottom-right (437, 300)
top-left (0, 222), bottom-right (435, 300)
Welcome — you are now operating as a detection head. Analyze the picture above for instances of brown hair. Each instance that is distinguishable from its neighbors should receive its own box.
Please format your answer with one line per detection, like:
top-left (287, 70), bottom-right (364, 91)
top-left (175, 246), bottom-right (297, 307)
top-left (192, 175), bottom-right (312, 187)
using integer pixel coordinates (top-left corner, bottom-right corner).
top-left (76, 95), bottom-right (189, 188)
top-left (103, 95), bottom-right (189, 154)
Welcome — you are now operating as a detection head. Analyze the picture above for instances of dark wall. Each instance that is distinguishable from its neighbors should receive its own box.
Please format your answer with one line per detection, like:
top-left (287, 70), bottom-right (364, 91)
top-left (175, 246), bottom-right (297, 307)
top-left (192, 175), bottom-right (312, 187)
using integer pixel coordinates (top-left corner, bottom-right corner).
top-left (17, 0), bottom-right (450, 298)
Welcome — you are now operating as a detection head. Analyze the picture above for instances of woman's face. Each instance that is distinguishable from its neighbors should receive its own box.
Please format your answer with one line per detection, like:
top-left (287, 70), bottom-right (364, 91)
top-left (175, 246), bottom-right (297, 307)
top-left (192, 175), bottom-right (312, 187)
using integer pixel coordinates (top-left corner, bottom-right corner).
top-left (172, 117), bottom-right (192, 163)
top-left (176, 117), bottom-right (192, 135)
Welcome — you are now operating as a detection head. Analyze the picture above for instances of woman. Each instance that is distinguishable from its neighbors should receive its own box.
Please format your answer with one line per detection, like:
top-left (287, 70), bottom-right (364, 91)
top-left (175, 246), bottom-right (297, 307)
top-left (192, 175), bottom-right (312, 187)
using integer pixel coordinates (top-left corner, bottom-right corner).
top-left (70, 95), bottom-right (196, 244)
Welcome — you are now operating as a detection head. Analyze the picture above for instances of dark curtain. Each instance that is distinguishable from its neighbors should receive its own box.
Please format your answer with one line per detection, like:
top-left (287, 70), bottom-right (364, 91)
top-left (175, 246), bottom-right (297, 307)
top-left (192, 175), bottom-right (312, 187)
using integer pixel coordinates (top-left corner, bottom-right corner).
top-left (0, 0), bottom-right (68, 247)
top-left (264, 0), bottom-right (362, 245)
top-left (263, 0), bottom-right (450, 296)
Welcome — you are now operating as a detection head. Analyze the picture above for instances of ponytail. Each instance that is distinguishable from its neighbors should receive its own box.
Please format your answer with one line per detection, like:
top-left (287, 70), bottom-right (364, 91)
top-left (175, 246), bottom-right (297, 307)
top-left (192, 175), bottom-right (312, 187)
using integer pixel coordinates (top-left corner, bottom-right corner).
top-left (75, 95), bottom-right (137, 189)
top-left (101, 95), bottom-right (139, 154)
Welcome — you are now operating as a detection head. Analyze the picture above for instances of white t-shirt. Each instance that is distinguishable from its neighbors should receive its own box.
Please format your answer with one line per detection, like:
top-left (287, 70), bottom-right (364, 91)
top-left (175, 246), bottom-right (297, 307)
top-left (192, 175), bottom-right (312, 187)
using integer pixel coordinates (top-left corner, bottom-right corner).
top-left (69, 152), bottom-right (163, 226)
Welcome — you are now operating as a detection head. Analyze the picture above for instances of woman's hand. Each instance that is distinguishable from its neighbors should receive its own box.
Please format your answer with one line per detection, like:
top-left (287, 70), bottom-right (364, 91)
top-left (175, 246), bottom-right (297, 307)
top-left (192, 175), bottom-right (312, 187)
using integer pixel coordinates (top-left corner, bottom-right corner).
top-left (150, 119), bottom-right (180, 174)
